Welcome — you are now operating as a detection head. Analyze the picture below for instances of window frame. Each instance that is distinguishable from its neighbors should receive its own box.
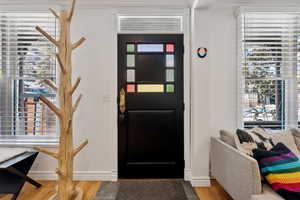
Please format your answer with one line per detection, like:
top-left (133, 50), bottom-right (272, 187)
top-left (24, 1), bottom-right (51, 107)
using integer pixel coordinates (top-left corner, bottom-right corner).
top-left (237, 8), bottom-right (300, 130)
top-left (0, 11), bottom-right (59, 146)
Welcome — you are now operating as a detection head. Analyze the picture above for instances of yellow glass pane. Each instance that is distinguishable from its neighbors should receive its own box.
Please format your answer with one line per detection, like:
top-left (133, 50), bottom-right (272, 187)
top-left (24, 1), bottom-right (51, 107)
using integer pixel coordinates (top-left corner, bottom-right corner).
top-left (137, 84), bottom-right (164, 93)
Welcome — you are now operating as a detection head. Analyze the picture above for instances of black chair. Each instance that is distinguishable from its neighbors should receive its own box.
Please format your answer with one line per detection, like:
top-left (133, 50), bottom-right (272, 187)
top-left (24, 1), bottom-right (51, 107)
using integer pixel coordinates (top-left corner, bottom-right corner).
top-left (0, 152), bottom-right (42, 200)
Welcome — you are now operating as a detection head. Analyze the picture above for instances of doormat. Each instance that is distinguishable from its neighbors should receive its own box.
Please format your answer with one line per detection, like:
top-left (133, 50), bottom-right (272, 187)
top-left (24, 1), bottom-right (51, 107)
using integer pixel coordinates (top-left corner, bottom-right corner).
top-left (94, 179), bottom-right (199, 200)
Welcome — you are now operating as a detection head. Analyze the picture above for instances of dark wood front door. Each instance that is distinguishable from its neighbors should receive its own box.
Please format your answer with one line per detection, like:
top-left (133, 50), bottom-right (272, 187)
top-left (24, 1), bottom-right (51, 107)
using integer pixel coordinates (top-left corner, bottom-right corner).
top-left (118, 34), bottom-right (184, 178)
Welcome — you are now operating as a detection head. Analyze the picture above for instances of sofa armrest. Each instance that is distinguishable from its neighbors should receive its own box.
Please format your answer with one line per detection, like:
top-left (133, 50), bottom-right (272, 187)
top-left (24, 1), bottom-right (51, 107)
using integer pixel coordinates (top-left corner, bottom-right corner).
top-left (210, 137), bottom-right (262, 200)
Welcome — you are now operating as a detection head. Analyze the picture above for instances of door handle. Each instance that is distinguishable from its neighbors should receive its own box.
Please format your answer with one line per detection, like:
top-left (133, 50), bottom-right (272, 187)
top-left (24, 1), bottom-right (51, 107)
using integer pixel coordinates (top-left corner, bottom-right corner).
top-left (119, 88), bottom-right (126, 114)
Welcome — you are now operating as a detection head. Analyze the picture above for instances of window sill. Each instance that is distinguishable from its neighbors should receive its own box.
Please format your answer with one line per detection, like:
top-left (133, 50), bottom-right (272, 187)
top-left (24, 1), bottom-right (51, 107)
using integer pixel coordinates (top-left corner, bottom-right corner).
top-left (0, 141), bottom-right (59, 148)
top-left (0, 136), bottom-right (59, 147)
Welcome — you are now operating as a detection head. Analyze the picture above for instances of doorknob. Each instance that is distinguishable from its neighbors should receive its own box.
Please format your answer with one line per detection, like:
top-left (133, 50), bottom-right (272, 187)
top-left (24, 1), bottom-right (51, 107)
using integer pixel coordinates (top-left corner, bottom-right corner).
top-left (119, 88), bottom-right (126, 114)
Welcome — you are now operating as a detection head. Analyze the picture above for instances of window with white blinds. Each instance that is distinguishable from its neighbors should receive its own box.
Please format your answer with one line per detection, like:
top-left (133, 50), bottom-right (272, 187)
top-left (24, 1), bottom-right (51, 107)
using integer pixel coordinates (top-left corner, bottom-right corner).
top-left (0, 12), bottom-right (58, 140)
top-left (239, 12), bottom-right (300, 129)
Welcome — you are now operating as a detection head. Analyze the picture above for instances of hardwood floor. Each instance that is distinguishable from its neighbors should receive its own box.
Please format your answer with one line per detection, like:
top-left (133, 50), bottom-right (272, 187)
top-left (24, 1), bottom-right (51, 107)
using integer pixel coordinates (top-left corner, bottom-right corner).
top-left (0, 179), bottom-right (231, 200)
top-left (195, 180), bottom-right (233, 200)
top-left (0, 181), bottom-right (101, 200)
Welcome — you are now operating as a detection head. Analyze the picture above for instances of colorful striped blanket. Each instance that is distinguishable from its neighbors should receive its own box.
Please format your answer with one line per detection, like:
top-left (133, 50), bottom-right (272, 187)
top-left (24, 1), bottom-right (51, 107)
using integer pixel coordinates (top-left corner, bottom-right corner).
top-left (253, 143), bottom-right (300, 200)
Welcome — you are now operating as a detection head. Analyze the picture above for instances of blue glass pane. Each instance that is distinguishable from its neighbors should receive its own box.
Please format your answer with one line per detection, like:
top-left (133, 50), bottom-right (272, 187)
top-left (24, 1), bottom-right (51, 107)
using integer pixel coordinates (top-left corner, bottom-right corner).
top-left (166, 55), bottom-right (174, 67)
top-left (137, 44), bottom-right (164, 52)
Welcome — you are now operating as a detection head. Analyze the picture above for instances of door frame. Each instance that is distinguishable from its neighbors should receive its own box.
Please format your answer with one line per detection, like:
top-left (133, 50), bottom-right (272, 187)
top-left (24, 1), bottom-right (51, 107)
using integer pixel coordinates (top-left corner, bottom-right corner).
top-left (111, 8), bottom-right (191, 181)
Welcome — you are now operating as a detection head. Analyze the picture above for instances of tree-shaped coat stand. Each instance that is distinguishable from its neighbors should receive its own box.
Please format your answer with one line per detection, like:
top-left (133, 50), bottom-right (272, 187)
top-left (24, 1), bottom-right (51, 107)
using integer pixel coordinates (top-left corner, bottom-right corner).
top-left (33, 0), bottom-right (88, 199)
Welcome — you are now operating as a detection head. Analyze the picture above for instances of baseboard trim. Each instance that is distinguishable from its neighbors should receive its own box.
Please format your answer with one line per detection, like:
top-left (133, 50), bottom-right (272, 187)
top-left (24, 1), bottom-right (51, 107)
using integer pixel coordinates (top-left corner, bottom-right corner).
top-left (184, 168), bottom-right (192, 181)
top-left (28, 171), bottom-right (117, 181)
top-left (29, 170), bottom-right (210, 186)
top-left (190, 176), bottom-right (211, 187)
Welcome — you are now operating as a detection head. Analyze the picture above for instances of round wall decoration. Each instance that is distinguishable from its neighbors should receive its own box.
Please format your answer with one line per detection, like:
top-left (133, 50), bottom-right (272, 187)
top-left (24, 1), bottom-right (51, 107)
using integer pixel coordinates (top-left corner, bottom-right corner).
top-left (197, 47), bottom-right (208, 58)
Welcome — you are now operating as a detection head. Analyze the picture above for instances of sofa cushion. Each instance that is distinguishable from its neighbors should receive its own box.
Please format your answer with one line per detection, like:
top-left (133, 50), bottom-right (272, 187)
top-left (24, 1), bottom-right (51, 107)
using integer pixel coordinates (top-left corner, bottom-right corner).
top-left (235, 128), bottom-right (274, 156)
top-left (220, 130), bottom-right (236, 148)
top-left (251, 184), bottom-right (284, 200)
top-left (271, 130), bottom-right (300, 157)
top-left (253, 143), bottom-right (300, 200)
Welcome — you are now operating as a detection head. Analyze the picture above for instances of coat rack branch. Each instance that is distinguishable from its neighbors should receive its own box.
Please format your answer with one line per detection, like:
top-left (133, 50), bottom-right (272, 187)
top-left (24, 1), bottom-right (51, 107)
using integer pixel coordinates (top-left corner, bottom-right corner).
top-left (43, 79), bottom-right (58, 92)
top-left (39, 95), bottom-right (61, 118)
top-left (49, 8), bottom-right (60, 19)
top-left (73, 94), bottom-right (82, 114)
top-left (33, 147), bottom-right (58, 159)
top-left (68, 0), bottom-right (76, 20)
top-left (55, 168), bottom-right (63, 176)
top-left (72, 37), bottom-right (86, 50)
top-left (35, 26), bottom-right (59, 47)
top-left (70, 77), bottom-right (81, 95)
top-left (73, 139), bottom-right (88, 157)
top-left (56, 53), bottom-right (66, 73)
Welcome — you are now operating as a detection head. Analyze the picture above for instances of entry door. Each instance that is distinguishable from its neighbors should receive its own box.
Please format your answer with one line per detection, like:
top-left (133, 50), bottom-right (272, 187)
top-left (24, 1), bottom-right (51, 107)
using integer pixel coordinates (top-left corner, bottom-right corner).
top-left (118, 34), bottom-right (184, 178)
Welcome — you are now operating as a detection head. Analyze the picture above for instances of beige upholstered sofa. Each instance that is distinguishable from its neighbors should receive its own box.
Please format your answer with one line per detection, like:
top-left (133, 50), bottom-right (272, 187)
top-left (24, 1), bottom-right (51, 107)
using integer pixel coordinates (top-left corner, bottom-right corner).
top-left (210, 129), bottom-right (300, 200)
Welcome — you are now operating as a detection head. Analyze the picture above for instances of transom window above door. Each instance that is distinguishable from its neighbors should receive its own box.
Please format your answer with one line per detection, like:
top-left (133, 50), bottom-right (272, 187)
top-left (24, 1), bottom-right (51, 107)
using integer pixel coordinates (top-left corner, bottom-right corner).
top-left (125, 43), bottom-right (176, 93)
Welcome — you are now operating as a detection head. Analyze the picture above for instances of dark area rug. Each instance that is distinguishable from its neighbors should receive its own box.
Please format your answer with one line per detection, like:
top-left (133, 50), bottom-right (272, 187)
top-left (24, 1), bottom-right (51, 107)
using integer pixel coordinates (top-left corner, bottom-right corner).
top-left (94, 179), bottom-right (199, 200)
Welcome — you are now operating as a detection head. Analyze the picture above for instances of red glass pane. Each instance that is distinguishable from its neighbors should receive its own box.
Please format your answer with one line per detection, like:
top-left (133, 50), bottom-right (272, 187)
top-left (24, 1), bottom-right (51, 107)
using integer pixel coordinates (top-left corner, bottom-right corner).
top-left (166, 44), bottom-right (174, 52)
top-left (127, 84), bottom-right (135, 93)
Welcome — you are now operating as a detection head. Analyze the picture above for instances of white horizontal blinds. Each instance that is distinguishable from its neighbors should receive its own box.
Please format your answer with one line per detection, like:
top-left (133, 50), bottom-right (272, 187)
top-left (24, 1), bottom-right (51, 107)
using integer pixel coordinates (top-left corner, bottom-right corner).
top-left (0, 13), bottom-right (57, 79)
top-left (240, 12), bottom-right (300, 129)
top-left (119, 16), bottom-right (182, 33)
top-left (0, 12), bottom-right (58, 136)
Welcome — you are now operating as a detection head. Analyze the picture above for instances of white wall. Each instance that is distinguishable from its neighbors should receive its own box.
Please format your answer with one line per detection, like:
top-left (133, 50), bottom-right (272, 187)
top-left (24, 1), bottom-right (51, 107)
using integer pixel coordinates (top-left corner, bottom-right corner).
top-left (190, 4), bottom-right (238, 186)
top-left (30, 8), bottom-right (119, 181)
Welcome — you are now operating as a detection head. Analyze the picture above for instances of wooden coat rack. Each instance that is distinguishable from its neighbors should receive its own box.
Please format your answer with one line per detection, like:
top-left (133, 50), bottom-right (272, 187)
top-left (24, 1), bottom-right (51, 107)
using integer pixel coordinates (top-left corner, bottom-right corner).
top-left (33, 0), bottom-right (88, 199)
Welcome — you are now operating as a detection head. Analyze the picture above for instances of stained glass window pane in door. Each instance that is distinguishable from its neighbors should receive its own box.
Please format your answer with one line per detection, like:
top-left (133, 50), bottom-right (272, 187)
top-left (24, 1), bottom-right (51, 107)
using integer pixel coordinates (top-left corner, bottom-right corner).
top-left (166, 84), bottom-right (174, 93)
top-left (166, 69), bottom-right (174, 82)
top-left (127, 69), bottom-right (135, 82)
top-left (137, 44), bottom-right (164, 52)
top-left (127, 44), bottom-right (135, 52)
top-left (166, 55), bottom-right (174, 67)
top-left (137, 84), bottom-right (164, 93)
top-left (166, 44), bottom-right (174, 52)
top-left (127, 84), bottom-right (135, 93)
top-left (127, 55), bottom-right (135, 67)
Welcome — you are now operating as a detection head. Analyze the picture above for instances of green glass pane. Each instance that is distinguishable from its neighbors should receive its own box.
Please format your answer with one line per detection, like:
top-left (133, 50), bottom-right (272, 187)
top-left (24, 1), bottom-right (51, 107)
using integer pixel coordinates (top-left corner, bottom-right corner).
top-left (127, 55), bottom-right (135, 67)
top-left (166, 84), bottom-right (174, 93)
top-left (127, 44), bottom-right (135, 52)
top-left (166, 69), bottom-right (174, 82)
